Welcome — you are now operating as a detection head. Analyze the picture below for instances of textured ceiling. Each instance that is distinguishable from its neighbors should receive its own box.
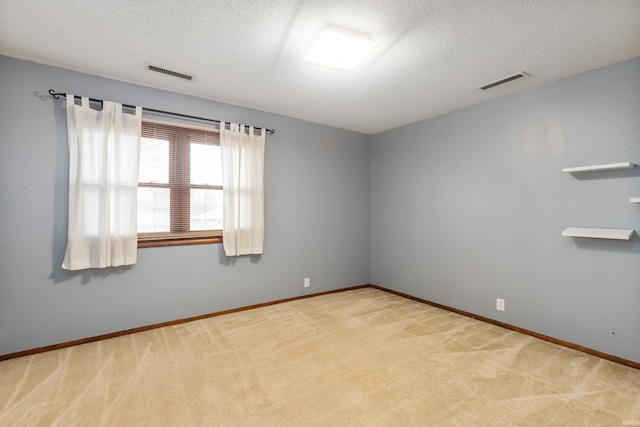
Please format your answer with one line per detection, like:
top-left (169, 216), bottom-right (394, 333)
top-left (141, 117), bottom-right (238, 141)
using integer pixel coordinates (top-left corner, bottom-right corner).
top-left (1, 0), bottom-right (639, 134)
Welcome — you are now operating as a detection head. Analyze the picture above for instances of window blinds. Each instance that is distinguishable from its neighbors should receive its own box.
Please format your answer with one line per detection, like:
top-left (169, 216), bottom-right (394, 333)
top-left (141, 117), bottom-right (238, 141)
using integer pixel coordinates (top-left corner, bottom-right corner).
top-left (138, 121), bottom-right (223, 242)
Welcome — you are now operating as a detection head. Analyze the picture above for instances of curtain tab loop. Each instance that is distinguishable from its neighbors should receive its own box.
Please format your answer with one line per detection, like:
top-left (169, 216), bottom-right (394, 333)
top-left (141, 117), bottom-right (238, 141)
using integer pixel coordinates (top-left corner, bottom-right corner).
top-left (65, 93), bottom-right (75, 108)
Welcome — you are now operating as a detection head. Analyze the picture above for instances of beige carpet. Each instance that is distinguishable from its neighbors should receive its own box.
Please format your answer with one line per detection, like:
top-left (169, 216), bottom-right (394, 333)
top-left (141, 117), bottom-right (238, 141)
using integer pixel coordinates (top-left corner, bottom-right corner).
top-left (1, 288), bottom-right (639, 426)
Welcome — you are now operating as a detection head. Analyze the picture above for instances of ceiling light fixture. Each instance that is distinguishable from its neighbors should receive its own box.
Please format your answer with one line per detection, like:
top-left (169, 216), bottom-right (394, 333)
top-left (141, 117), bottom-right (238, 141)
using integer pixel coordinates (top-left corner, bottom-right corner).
top-left (307, 26), bottom-right (377, 70)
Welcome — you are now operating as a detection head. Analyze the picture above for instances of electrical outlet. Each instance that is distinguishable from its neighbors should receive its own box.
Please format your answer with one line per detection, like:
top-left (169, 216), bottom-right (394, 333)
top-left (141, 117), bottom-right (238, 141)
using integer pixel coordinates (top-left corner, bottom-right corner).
top-left (304, 278), bottom-right (310, 288)
top-left (496, 298), bottom-right (505, 312)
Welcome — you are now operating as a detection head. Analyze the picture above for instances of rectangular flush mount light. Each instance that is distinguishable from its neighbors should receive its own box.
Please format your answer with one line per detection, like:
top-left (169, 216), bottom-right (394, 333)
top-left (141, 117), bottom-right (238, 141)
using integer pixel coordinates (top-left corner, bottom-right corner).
top-left (307, 26), bottom-right (377, 70)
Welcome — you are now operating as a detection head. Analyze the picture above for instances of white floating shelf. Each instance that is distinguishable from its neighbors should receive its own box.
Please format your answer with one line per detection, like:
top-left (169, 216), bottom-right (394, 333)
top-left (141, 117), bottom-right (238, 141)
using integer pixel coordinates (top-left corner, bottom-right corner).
top-left (562, 162), bottom-right (634, 173)
top-left (562, 227), bottom-right (634, 241)
top-left (631, 197), bottom-right (640, 204)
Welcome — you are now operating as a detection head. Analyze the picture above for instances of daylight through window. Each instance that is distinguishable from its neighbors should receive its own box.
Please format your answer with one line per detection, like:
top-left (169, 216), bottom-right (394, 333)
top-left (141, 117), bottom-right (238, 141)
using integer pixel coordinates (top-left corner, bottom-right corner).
top-left (138, 121), bottom-right (223, 247)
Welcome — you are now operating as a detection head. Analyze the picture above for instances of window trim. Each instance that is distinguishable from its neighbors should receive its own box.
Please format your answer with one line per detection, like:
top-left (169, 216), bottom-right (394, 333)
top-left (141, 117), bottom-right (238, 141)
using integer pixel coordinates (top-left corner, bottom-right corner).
top-left (138, 119), bottom-right (223, 248)
top-left (138, 235), bottom-right (222, 248)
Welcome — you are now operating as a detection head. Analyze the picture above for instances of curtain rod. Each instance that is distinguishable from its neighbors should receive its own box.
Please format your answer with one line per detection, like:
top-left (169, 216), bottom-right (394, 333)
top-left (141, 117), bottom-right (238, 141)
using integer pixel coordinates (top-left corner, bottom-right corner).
top-left (48, 89), bottom-right (275, 135)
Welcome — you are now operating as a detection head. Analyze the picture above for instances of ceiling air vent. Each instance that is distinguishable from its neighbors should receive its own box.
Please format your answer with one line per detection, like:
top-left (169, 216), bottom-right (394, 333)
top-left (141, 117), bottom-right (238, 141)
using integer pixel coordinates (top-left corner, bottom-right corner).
top-left (479, 71), bottom-right (529, 90)
top-left (145, 63), bottom-right (196, 81)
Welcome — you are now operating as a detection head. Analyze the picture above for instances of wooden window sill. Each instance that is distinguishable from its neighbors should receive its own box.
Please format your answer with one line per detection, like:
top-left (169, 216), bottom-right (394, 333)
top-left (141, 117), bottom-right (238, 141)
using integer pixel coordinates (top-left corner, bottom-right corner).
top-left (138, 236), bottom-right (223, 248)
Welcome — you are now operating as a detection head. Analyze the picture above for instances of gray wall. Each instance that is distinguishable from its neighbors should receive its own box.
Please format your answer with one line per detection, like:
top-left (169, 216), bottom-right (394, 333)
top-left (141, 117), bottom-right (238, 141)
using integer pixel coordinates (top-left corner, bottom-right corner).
top-left (371, 58), bottom-right (640, 363)
top-left (0, 56), bottom-right (371, 355)
top-left (2, 55), bottom-right (639, 364)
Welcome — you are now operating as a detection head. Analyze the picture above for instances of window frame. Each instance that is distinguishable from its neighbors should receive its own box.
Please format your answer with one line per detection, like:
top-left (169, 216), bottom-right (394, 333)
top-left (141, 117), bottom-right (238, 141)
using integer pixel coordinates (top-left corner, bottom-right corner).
top-left (137, 119), bottom-right (223, 248)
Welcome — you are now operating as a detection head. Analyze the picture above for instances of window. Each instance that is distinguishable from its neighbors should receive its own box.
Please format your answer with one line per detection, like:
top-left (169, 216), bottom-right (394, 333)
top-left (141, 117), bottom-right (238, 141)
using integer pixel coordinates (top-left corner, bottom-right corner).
top-left (137, 121), bottom-right (223, 247)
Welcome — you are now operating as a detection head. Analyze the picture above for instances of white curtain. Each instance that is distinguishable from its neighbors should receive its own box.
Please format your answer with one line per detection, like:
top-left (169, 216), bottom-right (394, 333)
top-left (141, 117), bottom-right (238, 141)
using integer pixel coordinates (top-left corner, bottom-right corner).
top-left (220, 122), bottom-right (266, 256)
top-left (62, 94), bottom-right (142, 270)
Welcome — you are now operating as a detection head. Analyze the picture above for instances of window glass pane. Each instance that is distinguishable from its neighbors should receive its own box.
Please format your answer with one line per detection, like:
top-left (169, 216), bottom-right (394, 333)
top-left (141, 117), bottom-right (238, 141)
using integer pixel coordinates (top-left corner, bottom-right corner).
top-left (190, 189), bottom-right (223, 230)
top-left (137, 187), bottom-right (170, 232)
top-left (139, 137), bottom-right (169, 183)
top-left (191, 143), bottom-right (222, 185)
